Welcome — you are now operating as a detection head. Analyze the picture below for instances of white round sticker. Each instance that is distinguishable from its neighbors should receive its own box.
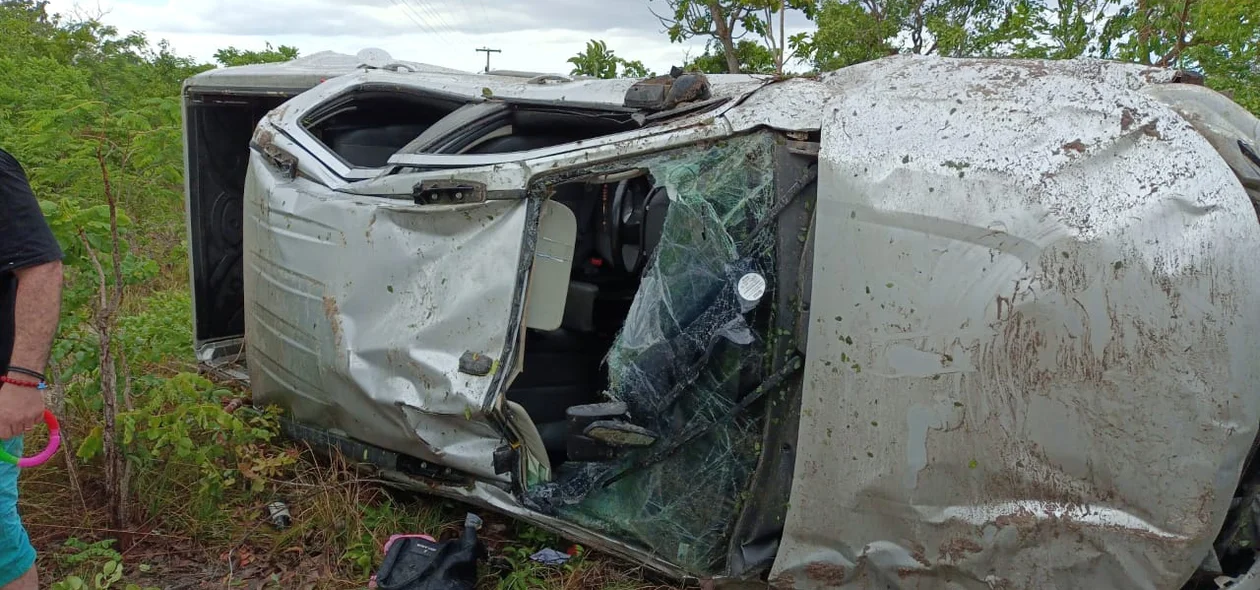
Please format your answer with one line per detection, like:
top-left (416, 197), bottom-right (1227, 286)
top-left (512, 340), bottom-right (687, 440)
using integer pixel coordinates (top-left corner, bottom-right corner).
top-left (737, 272), bottom-right (766, 302)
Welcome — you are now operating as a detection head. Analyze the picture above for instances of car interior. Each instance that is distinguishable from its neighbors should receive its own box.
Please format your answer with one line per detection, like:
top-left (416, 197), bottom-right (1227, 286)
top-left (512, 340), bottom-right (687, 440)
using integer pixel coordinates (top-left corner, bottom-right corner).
top-left (506, 171), bottom-right (670, 469)
top-left (302, 90), bottom-right (645, 170)
top-left (301, 89), bottom-right (465, 168)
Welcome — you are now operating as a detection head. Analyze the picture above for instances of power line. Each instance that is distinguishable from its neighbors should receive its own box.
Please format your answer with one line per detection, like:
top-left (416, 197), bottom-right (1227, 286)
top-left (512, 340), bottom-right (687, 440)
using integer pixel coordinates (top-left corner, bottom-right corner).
top-left (388, 0), bottom-right (471, 66)
top-left (389, 0), bottom-right (426, 31)
top-left (387, 0), bottom-right (440, 37)
top-left (428, 0), bottom-right (461, 33)
top-left (475, 47), bottom-right (501, 73)
top-left (435, 0), bottom-right (475, 39)
top-left (404, 0), bottom-right (456, 38)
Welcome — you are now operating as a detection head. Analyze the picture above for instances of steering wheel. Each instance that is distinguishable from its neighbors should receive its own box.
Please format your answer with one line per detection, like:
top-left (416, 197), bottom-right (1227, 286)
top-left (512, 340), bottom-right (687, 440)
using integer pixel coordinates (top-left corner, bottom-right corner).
top-left (603, 179), bottom-right (630, 273)
top-left (0, 410), bottom-right (61, 468)
top-left (605, 178), bottom-right (663, 274)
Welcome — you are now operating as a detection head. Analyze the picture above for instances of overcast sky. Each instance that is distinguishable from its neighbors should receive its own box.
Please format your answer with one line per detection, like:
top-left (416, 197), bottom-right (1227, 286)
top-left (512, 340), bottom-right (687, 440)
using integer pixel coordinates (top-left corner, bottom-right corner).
top-left (43, 0), bottom-right (816, 75)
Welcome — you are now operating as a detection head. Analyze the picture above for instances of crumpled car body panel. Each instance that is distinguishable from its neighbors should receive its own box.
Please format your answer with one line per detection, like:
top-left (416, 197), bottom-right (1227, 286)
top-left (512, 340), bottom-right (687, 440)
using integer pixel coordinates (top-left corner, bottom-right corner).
top-left (241, 158), bottom-right (529, 481)
top-left (770, 57), bottom-right (1260, 589)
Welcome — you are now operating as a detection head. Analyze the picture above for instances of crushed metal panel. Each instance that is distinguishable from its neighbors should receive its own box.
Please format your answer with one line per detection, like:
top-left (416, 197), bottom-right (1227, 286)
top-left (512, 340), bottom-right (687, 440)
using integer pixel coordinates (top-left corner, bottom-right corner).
top-left (772, 58), bottom-right (1260, 589)
top-left (721, 78), bottom-right (835, 133)
top-left (1141, 83), bottom-right (1260, 215)
top-left (720, 55), bottom-right (1182, 136)
top-left (241, 155), bottom-right (528, 482)
top-left (815, 54), bottom-right (1181, 93)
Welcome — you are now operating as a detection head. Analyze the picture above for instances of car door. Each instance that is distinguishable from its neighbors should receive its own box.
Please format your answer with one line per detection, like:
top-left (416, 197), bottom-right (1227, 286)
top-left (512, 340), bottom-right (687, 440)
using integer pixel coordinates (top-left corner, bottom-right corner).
top-left (240, 78), bottom-right (530, 484)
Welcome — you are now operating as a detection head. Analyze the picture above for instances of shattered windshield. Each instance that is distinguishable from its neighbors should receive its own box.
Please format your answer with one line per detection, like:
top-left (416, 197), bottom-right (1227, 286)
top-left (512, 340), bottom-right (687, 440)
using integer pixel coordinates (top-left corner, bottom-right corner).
top-left (525, 132), bottom-right (781, 574)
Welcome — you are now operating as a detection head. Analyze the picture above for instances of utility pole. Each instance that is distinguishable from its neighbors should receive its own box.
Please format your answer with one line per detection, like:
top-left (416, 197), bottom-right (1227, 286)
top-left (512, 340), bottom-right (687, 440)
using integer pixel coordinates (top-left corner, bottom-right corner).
top-left (475, 47), bottom-right (501, 73)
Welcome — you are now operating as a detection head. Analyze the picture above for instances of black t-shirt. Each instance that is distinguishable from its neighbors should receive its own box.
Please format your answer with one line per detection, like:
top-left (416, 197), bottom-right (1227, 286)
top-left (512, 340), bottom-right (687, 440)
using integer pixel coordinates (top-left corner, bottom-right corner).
top-left (0, 147), bottom-right (64, 370)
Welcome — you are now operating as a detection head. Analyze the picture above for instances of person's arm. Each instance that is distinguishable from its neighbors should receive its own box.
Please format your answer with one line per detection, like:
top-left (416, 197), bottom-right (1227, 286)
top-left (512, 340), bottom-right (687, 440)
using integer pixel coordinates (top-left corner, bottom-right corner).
top-left (0, 148), bottom-right (65, 439)
top-left (8, 262), bottom-right (62, 375)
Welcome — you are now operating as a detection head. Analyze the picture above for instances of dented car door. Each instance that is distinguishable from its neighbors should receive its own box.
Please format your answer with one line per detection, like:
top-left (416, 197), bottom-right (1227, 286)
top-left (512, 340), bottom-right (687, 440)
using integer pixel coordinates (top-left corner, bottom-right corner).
top-left (241, 158), bottom-right (534, 482)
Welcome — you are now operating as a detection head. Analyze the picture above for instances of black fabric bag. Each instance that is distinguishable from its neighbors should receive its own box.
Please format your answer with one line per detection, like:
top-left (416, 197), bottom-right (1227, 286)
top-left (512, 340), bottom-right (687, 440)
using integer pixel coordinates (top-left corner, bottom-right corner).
top-left (374, 513), bottom-right (484, 590)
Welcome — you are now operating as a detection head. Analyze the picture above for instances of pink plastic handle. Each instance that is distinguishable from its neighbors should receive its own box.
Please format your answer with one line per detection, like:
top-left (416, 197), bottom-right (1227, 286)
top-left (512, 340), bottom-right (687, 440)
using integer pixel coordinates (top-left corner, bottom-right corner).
top-left (19, 432), bottom-right (60, 467)
top-left (0, 410), bottom-right (61, 468)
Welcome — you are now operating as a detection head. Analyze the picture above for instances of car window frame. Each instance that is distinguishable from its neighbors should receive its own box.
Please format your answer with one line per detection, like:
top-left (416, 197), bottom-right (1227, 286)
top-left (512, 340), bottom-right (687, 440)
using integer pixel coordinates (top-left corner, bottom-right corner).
top-left (278, 76), bottom-right (735, 184)
top-left (283, 82), bottom-right (477, 182)
top-left (393, 99), bottom-right (646, 160)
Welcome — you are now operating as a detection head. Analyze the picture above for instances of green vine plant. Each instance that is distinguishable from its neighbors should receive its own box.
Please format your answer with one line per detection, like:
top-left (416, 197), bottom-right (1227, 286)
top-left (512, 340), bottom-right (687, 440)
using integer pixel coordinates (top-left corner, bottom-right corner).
top-left (50, 539), bottom-right (158, 590)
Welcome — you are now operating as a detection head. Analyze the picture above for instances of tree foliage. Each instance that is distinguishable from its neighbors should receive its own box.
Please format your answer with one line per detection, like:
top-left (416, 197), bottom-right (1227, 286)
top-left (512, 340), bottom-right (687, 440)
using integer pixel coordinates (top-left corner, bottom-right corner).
top-left (213, 42), bottom-right (300, 67)
top-left (795, 0), bottom-right (1017, 70)
top-left (567, 39), bottom-right (656, 78)
top-left (1111, 0), bottom-right (1260, 112)
top-left (652, 0), bottom-right (815, 74)
top-left (1, 0), bottom-right (293, 545)
top-left (684, 39), bottom-right (779, 73)
top-left (782, 0), bottom-right (1259, 114)
top-left (646, 0), bottom-right (1258, 114)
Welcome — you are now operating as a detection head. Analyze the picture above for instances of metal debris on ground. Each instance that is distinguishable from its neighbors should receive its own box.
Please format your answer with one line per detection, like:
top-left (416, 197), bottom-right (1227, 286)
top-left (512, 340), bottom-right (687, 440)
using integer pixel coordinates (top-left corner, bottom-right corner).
top-left (265, 501), bottom-right (291, 529)
top-left (528, 548), bottom-right (571, 566)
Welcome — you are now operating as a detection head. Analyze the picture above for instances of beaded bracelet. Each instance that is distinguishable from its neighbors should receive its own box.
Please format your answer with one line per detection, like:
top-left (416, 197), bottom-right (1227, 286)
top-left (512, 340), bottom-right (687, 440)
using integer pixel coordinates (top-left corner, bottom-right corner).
top-left (0, 375), bottom-right (47, 390)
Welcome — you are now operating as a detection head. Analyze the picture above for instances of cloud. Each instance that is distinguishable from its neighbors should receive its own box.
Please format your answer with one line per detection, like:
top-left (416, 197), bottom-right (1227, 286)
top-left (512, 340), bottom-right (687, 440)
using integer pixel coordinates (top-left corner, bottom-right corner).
top-left (44, 0), bottom-right (815, 75)
top-left (62, 0), bottom-right (671, 39)
top-left (441, 0), bottom-right (671, 35)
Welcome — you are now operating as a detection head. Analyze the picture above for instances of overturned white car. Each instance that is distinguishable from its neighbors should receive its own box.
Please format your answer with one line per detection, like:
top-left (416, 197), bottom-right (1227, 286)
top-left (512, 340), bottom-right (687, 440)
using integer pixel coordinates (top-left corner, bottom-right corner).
top-left (182, 50), bottom-right (1260, 589)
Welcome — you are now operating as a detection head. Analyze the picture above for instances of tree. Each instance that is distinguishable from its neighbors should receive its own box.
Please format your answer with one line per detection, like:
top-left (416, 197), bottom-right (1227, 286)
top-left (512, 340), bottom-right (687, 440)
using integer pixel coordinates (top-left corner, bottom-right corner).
top-left (793, 0), bottom-right (898, 70)
top-left (789, 0), bottom-right (1260, 114)
top-left (684, 39), bottom-right (779, 73)
top-left (621, 59), bottom-right (654, 78)
top-left (212, 42), bottom-right (299, 67)
top-left (985, 0), bottom-right (1260, 112)
top-left (651, 0), bottom-right (815, 74)
top-left (567, 39), bottom-right (656, 78)
top-left (1005, 0), bottom-right (1127, 59)
top-left (795, 0), bottom-right (1014, 71)
top-left (1112, 0), bottom-right (1260, 111)
top-left (568, 39), bottom-right (620, 78)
